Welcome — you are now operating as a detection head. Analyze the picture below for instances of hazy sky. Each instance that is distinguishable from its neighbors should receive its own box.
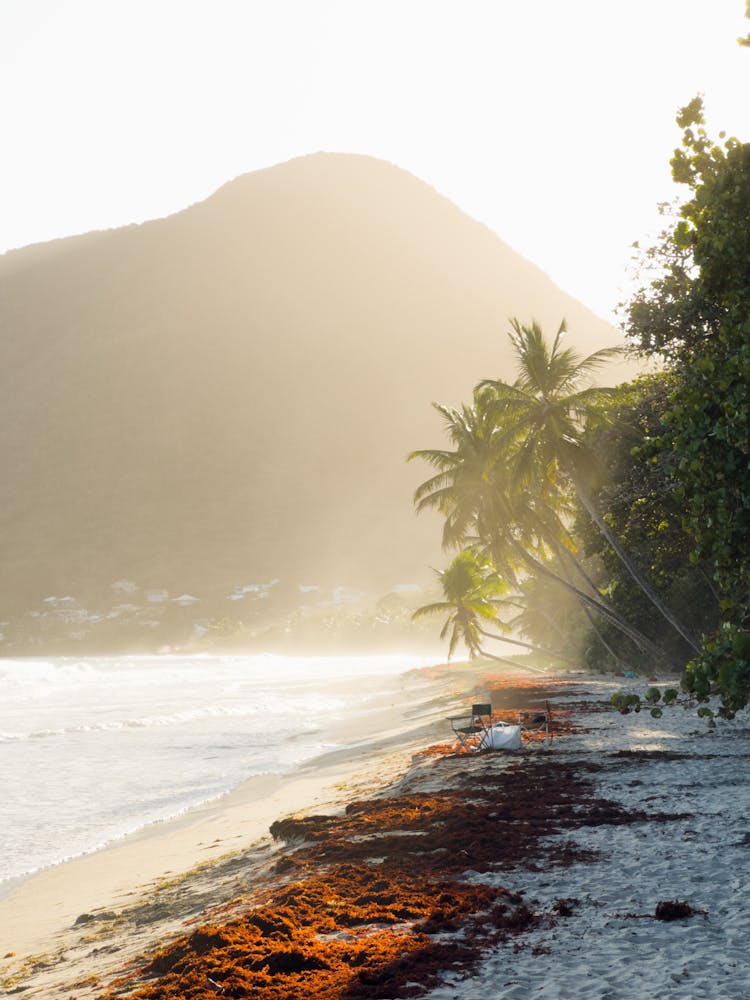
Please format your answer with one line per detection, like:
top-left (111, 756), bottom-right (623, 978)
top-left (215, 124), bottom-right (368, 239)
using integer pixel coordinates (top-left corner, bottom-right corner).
top-left (1, 1), bottom-right (747, 320)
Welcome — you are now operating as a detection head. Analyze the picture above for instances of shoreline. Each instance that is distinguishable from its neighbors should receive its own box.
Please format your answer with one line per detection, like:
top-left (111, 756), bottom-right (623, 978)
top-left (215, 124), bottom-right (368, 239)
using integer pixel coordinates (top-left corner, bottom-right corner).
top-left (0, 650), bottom-right (450, 891)
top-left (0, 659), bottom-right (481, 962)
top-left (7, 665), bottom-right (746, 999)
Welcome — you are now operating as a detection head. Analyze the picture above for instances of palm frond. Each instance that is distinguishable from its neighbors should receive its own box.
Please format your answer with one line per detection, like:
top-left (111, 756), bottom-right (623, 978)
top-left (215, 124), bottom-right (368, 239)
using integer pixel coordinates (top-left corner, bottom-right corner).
top-left (408, 447), bottom-right (459, 469)
top-left (413, 474), bottom-right (458, 505)
top-left (412, 601), bottom-right (452, 620)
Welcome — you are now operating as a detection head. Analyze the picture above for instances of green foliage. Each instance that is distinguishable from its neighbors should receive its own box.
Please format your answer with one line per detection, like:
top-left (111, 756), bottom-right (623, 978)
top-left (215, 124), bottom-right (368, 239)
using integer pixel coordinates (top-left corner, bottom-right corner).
top-left (666, 331), bottom-right (750, 612)
top-left (610, 692), bottom-right (642, 715)
top-left (410, 319), bottom-right (687, 671)
top-left (576, 374), bottom-right (718, 670)
top-left (624, 98), bottom-right (747, 360)
top-left (624, 93), bottom-right (750, 710)
top-left (682, 622), bottom-right (750, 712)
top-left (610, 682), bottom-right (726, 721)
top-left (740, 2), bottom-right (750, 46)
top-left (662, 111), bottom-right (750, 613)
top-left (412, 550), bottom-right (509, 660)
top-left (611, 624), bottom-right (750, 721)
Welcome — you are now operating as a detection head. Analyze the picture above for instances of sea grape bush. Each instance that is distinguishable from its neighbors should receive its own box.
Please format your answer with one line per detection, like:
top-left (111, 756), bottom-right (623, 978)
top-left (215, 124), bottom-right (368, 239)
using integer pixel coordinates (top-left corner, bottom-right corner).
top-left (610, 686), bottom-right (687, 720)
top-left (624, 88), bottom-right (750, 711)
top-left (610, 673), bottom-right (746, 720)
top-left (682, 622), bottom-right (750, 714)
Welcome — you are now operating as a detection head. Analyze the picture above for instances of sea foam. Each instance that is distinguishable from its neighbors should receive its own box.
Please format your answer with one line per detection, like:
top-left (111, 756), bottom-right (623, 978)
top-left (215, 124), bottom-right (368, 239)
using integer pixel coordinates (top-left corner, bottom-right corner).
top-left (1, 652), bottom-right (435, 886)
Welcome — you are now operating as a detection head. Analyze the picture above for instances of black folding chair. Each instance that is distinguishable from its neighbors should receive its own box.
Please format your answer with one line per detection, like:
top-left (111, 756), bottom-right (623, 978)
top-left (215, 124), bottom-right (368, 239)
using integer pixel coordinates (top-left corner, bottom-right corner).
top-left (447, 702), bottom-right (494, 750)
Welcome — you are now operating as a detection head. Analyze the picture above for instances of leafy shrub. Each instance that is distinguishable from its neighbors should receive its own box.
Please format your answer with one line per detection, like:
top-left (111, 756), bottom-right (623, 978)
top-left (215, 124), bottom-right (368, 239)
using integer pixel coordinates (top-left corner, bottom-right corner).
top-left (682, 622), bottom-right (750, 711)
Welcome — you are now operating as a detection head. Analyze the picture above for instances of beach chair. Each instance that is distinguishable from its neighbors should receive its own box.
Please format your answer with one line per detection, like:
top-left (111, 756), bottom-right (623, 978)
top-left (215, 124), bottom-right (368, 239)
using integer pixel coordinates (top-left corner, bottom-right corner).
top-left (447, 702), bottom-right (494, 750)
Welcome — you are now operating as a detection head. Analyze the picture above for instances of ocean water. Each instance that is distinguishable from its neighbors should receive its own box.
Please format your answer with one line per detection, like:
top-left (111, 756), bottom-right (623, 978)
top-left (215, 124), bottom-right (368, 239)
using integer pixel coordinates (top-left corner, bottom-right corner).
top-left (0, 653), bottom-right (439, 889)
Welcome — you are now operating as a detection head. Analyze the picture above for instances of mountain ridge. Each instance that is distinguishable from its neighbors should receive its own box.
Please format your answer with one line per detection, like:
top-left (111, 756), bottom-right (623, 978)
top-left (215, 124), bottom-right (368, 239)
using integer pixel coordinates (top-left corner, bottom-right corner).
top-left (0, 152), bottom-right (634, 652)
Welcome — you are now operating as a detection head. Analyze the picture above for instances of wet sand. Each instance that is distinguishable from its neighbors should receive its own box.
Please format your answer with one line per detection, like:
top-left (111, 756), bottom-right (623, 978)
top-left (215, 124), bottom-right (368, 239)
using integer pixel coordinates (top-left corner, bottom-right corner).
top-left (0, 661), bottom-right (479, 989)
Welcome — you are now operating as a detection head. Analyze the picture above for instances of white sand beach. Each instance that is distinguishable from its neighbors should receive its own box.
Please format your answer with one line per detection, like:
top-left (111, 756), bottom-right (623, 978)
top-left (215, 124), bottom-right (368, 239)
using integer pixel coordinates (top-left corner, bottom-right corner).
top-left (2, 669), bottom-right (749, 999)
top-left (422, 676), bottom-right (750, 1000)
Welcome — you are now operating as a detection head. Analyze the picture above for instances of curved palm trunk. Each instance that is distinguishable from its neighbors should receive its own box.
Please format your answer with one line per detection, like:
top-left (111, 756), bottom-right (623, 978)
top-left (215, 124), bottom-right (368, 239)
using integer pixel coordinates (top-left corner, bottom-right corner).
top-left (579, 600), bottom-right (631, 668)
top-left (555, 543), bottom-right (605, 599)
top-left (508, 538), bottom-right (671, 665)
top-left (554, 546), bottom-right (631, 668)
top-left (698, 564), bottom-right (722, 606)
top-left (529, 604), bottom-right (570, 646)
top-left (475, 648), bottom-right (547, 673)
top-left (477, 625), bottom-right (578, 666)
top-left (572, 474), bottom-right (701, 654)
top-left (520, 510), bottom-right (638, 667)
top-left (557, 546), bottom-right (630, 669)
top-left (566, 574), bottom-right (633, 668)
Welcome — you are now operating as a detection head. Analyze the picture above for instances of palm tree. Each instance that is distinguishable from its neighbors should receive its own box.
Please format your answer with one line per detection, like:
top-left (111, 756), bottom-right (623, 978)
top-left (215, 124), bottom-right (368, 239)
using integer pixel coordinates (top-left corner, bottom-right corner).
top-left (409, 393), bottom-right (669, 664)
top-left (478, 318), bottom-right (700, 655)
top-left (410, 402), bottom-right (494, 553)
top-left (412, 550), bottom-right (568, 668)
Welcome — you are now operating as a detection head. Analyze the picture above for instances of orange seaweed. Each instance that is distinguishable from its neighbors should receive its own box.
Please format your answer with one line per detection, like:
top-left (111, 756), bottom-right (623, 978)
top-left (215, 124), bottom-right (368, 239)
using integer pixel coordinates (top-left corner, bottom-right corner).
top-left (104, 691), bottom-right (688, 1000)
top-left (109, 865), bottom-right (523, 999)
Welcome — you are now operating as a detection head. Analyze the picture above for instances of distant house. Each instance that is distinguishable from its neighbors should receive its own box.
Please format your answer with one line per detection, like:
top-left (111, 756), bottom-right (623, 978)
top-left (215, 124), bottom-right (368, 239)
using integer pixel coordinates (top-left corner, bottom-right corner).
top-left (172, 594), bottom-right (199, 607)
top-left (228, 580), bottom-right (279, 601)
top-left (109, 604), bottom-right (140, 618)
top-left (41, 596), bottom-right (91, 626)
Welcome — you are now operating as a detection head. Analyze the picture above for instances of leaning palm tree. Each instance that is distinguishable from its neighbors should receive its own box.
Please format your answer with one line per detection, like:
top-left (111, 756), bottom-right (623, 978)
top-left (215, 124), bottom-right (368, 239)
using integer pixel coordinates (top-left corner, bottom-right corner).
top-left (478, 318), bottom-right (700, 655)
top-left (409, 393), bottom-right (669, 664)
top-left (481, 491), bottom-right (669, 663)
top-left (410, 401), bottom-right (496, 554)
